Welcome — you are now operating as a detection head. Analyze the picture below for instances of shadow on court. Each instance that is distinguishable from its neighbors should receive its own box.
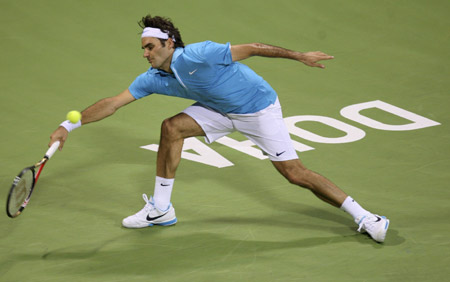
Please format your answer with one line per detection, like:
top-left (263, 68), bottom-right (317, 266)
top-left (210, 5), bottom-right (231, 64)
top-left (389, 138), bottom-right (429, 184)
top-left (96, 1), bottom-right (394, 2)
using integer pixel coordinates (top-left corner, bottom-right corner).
top-left (8, 226), bottom-right (404, 278)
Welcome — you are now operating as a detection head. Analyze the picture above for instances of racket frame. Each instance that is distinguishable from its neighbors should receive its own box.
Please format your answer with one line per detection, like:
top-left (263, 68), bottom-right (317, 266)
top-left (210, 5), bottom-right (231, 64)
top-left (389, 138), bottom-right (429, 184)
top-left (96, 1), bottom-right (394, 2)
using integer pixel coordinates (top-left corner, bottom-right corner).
top-left (6, 141), bottom-right (59, 218)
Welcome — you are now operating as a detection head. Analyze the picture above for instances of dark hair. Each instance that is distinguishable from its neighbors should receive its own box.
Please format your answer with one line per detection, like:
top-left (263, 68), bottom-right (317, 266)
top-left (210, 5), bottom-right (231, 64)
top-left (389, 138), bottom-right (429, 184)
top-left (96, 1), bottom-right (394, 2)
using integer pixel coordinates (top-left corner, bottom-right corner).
top-left (139, 15), bottom-right (184, 48)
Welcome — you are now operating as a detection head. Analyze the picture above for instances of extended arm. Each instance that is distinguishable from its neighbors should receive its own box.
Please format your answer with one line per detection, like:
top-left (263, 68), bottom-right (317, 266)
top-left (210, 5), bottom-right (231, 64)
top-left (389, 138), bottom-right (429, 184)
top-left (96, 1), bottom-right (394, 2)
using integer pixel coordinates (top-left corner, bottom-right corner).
top-left (49, 89), bottom-right (136, 149)
top-left (77, 89), bottom-right (136, 124)
top-left (230, 43), bottom-right (334, 68)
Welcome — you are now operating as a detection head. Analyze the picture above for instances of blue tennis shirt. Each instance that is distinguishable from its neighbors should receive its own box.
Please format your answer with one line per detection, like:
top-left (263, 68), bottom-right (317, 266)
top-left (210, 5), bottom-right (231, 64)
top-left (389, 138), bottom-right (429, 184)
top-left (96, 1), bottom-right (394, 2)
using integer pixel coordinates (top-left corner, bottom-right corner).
top-left (129, 41), bottom-right (277, 114)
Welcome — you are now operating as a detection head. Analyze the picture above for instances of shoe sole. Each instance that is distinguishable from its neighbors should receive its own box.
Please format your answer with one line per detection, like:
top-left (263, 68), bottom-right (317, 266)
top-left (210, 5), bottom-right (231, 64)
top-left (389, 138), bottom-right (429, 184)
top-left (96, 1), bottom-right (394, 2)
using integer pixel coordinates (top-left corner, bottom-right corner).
top-left (122, 217), bottom-right (177, 228)
top-left (148, 217), bottom-right (177, 227)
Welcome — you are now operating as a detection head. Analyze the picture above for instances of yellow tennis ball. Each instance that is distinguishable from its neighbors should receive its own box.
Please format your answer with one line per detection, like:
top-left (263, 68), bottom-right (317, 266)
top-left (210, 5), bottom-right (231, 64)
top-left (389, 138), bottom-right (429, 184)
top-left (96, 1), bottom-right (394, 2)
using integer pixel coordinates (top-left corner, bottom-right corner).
top-left (66, 110), bottom-right (81, 124)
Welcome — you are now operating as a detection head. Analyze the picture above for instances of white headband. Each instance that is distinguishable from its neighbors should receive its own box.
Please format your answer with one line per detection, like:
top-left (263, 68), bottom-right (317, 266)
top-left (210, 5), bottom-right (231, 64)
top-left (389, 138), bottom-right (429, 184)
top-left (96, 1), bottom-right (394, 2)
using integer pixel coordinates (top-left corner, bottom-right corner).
top-left (141, 27), bottom-right (176, 42)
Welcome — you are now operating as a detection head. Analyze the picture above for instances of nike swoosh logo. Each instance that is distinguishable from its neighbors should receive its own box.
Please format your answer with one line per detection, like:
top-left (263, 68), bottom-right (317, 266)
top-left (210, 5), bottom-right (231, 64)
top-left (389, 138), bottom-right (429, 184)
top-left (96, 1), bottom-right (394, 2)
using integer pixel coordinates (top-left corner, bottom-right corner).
top-left (161, 183), bottom-right (170, 186)
top-left (375, 216), bottom-right (382, 222)
top-left (146, 212), bottom-right (168, 221)
top-left (276, 151), bottom-right (286, 157)
top-left (189, 69), bottom-right (198, 75)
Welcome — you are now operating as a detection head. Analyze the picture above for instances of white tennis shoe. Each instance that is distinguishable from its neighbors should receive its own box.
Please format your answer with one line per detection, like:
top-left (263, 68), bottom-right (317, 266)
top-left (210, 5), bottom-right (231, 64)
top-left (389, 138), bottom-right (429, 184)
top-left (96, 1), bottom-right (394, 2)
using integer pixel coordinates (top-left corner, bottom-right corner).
top-left (122, 194), bottom-right (177, 228)
top-left (356, 214), bottom-right (390, 243)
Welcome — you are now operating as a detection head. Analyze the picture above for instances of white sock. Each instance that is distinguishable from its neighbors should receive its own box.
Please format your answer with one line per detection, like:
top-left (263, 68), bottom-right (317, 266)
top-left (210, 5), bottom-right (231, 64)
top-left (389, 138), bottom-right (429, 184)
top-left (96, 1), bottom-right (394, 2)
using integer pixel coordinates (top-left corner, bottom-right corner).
top-left (153, 176), bottom-right (174, 211)
top-left (340, 196), bottom-right (370, 222)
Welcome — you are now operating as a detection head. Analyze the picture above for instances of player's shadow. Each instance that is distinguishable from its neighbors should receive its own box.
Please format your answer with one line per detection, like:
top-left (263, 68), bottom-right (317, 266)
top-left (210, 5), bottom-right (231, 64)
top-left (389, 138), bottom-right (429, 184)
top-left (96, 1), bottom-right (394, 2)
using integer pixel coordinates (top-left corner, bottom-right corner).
top-left (12, 228), bottom-right (404, 278)
top-left (198, 215), bottom-right (403, 246)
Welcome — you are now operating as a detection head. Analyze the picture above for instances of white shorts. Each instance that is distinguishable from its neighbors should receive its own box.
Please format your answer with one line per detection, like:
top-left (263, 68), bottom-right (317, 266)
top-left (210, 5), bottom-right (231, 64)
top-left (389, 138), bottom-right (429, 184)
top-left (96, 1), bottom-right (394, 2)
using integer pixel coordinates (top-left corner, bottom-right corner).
top-left (182, 99), bottom-right (298, 161)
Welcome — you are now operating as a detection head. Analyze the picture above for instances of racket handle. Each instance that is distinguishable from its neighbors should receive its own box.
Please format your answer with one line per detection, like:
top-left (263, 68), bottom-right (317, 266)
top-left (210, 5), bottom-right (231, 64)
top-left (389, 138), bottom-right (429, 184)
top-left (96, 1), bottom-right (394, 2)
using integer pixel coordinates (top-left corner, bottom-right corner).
top-left (45, 141), bottom-right (60, 159)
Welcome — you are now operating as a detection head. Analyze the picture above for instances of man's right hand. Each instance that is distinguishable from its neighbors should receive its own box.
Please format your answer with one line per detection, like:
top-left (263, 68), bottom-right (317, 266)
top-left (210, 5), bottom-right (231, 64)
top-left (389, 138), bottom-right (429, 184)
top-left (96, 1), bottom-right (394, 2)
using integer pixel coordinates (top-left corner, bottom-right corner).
top-left (49, 126), bottom-right (69, 150)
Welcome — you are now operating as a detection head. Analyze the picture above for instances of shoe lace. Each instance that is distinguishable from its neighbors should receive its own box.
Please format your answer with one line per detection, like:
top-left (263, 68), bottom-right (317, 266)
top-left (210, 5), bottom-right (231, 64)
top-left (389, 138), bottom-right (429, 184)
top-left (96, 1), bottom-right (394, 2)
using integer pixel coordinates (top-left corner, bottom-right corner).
top-left (142, 194), bottom-right (150, 204)
top-left (136, 194), bottom-right (155, 215)
top-left (358, 215), bottom-right (371, 232)
top-left (357, 214), bottom-right (377, 233)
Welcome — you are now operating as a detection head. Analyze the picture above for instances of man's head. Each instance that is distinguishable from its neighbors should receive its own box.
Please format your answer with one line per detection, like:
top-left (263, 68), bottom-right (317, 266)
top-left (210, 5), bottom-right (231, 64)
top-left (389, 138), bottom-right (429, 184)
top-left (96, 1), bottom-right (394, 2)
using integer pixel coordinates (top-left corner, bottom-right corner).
top-left (139, 15), bottom-right (184, 48)
top-left (139, 15), bottom-right (184, 72)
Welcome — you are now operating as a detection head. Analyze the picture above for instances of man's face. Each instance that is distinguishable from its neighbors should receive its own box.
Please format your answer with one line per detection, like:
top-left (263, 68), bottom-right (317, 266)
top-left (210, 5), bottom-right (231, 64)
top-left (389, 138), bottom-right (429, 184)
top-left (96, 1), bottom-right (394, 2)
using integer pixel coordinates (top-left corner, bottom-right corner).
top-left (141, 37), bottom-right (174, 72)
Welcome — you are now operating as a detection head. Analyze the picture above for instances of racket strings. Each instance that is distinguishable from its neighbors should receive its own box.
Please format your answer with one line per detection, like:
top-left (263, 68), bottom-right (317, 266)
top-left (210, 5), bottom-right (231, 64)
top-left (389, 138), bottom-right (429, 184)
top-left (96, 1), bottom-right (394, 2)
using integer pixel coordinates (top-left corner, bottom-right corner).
top-left (7, 169), bottom-right (33, 216)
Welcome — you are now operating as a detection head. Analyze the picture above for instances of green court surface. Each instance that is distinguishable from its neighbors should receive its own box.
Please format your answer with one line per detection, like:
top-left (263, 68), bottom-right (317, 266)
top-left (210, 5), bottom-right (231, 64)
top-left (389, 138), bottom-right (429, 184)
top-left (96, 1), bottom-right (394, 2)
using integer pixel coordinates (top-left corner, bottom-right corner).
top-left (1, 0), bottom-right (449, 281)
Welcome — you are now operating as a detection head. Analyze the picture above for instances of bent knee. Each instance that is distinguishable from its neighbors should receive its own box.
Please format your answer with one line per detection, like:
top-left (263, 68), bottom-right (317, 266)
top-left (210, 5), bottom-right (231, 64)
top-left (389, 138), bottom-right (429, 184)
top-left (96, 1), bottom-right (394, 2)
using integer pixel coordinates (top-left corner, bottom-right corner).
top-left (161, 118), bottom-right (183, 139)
top-left (160, 114), bottom-right (205, 140)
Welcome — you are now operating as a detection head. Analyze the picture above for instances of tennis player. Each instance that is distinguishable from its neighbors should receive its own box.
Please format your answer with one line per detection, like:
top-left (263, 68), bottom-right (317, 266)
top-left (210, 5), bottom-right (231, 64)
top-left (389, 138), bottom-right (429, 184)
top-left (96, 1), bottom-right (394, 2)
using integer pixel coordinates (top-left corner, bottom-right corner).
top-left (49, 15), bottom-right (389, 242)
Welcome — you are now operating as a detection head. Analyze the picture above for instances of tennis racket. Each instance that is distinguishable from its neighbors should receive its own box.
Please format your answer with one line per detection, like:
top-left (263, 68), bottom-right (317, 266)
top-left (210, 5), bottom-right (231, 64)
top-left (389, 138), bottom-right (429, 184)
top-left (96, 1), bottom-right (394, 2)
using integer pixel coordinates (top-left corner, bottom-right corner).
top-left (6, 141), bottom-right (60, 218)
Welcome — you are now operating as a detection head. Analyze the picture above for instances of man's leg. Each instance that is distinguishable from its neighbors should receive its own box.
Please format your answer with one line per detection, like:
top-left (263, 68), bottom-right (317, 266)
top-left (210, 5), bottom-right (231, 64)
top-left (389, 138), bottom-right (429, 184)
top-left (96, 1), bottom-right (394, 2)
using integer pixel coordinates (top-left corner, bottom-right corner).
top-left (271, 159), bottom-right (347, 207)
top-left (271, 159), bottom-right (389, 242)
top-left (231, 98), bottom-right (388, 242)
top-left (152, 102), bottom-right (234, 213)
top-left (122, 113), bottom-right (205, 228)
top-left (152, 113), bottom-right (205, 210)
top-left (157, 113), bottom-right (206, 178)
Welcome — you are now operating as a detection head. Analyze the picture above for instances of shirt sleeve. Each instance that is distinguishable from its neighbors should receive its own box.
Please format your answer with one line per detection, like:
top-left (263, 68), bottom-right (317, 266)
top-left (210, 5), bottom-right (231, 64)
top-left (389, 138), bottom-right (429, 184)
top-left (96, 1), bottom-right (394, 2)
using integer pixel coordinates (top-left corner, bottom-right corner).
top-left (128, 72), bottom-right (154, 99)
top-left (201, 41), bottom-right (233, 66)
